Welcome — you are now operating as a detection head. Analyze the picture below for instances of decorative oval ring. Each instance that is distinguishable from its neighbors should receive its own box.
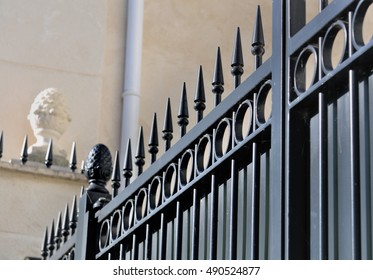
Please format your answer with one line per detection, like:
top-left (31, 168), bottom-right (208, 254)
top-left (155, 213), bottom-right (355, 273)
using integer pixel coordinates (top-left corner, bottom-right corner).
top-left (179, 149), bottom-right (194, 187)
top-left (321, 20), bottom-right (348, 73)
top-left (149, 176), bottom-right (163, 210)
top-left (122, 199), bottom-right (134, 232)
top-left (110, 209), bottom-right (122, 241)
top-left (352, 0), bottom-right (373, 50)
top-left (196, 134), bottom-right (212, 174)
top-left (256, 80), bottom-right (273, 125)
top-left (214, 118), bottom-right (232, 158)
top-left (135, 188), bottom-right (148, 221)
top-left (164, 163), bottom-right (178, 199)
top-left (294, 46), bottom-right (318, 96)
top-left (234, 99), bottom-right (253, 142)
top-left (99, 219), bottom-right (110, 251)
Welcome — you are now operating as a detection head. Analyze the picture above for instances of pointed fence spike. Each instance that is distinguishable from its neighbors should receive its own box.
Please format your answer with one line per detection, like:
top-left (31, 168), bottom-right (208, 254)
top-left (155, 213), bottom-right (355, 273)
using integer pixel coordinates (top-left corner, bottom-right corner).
top-left (45, 139), bottom-right (53, 168)
top-left (48, 220), bottom-right (55, 257)
top-left (20, 135), bottom-right (28, 164)
top-left (111, 150), bottom-right (121, 198)
top-left (62, 204), bottom-right (70, 242)
top-left (80, 160), bottom-right (85, 174)
top-left (212, 47), bottom-right (224, 107)
top-left (194, 66), bottom-right (206, 123)
top-left (252, 5), bottom-right (265, 69)
top-left (231, 27), bottom-right (244, 88)
top-left (70, 196), bottom-right (78, 235)
top-left (162, 98), bottom-right (173, 151)
top-left (69, 142), bottom-right (77, 172)
top-left (41, 227), bottom-right (49, 260)
top-left (178, 82), bottom-right (189, 137)
top-left (80, 186), bottom-right (85, 197)
top-left (0, 130), bottom-right (3, 159)
top-left (123, 139), bottom-right (133, 187)
top-left (54, 212), bottom-right (62, 250)
top-left (148, 113), bottom-right (159, 163)
top-left (135, 127), bottom-right (145, 176)
top-left (319, 0), bottom-right (328, 11)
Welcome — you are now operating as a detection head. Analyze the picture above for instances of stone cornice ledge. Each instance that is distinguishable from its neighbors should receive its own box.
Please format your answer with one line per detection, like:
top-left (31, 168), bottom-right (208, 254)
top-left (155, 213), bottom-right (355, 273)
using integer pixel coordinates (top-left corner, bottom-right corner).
top-left (0, 159), bottom-right (87, 182)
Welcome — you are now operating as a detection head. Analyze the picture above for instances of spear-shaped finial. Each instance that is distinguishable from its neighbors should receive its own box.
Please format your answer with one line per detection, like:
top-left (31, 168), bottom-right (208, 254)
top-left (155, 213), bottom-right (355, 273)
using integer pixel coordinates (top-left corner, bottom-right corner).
top-left (212, 47), bottom-right (224, 107)
top-left (123, 139), bottom-right (133, 187)
top-left (62, 203), bottom-right (70, 242)
top-left (48, 220), bottom-right (55, 257)
top-left (231, 27), bottom-right (244, 88)
top-left (41, 227), bottom-right (49, 260)
top-left (54, 212), bottom-right (62, 250)
top-left (0, 131), bottom-right (3, 159)
top-left (252, 5), bottom-right (265, 70)
top-left (70, 196), bottom-right (78, 235)
top-left (163, 98), bottom-right (173, 151)
top-left (149, 113), bottom-right (159, 163)
top-left (45, 139), bottom-right (53, 168)
top-left (319, 0), bottom-right (328, 11)
top-left (111, 150), bottom-right (121, 198)
top-left (194, 66), bottom-right (206, 123)
top-left (69, 142), bottom-right (77, 172)
top-left (20, 135), bottom-right (28, 164)
top-left (135, 127), bottom-right (145, 175)
top-left (178, 83), bottom-right (189, 137)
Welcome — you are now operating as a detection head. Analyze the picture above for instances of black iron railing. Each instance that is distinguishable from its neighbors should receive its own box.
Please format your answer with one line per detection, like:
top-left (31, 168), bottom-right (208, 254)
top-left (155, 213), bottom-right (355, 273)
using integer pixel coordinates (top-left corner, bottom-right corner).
top-left (41, 0), bottom-right (373, 260)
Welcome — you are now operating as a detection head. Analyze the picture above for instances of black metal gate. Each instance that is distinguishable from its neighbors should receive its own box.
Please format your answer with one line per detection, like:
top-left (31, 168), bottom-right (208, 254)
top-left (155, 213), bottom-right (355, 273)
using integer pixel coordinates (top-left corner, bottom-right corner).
top-left (41, 0), bottom-right (373, 260)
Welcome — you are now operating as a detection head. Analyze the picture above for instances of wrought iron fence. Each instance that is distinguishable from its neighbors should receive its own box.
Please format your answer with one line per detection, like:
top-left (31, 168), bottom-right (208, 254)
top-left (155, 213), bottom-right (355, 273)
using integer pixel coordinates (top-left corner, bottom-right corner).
top-left (41, 0), bottom-right (373, 260)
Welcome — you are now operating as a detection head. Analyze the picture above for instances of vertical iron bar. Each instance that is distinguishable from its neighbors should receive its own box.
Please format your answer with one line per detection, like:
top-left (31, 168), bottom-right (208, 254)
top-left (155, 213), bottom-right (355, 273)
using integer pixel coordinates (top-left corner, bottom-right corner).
top-left (318, 91), bottom-right (328, 259)
top-left (250, 142), bottom-right (260, 260)
top-left (349, 69), bottom-right (361, 259)
top-left (132, 234), bottom-right (138, 260)
top-left (317, 33), bottom-right (328, 259)
top-left (349, 11), bottom-right (361, 260)
top-left (145, 224), bottom-right (152, 260)
top-left (209, 175), bottom-right (218, 259)
top-left (160, 213), bottom-right (167, 260)
top-left (229, 159), bottom-right (238, 259)
top-left (175, 201), bottom-right (183, 259)
top-left (192, 188), bottom-right (200, 259)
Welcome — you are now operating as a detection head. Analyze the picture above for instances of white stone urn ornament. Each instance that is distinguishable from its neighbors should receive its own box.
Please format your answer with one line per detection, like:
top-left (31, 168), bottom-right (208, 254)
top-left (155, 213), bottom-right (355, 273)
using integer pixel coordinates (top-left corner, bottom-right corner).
top-left (27, 88), bottom-right (71, 166)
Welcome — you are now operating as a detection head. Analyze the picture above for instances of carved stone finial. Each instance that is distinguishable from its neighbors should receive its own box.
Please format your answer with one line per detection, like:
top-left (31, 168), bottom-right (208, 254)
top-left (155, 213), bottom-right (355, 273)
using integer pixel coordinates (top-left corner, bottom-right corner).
top-left (27, 88), bottom-right (71, 166)
top-left (84, 144), bottom-right (112, 194)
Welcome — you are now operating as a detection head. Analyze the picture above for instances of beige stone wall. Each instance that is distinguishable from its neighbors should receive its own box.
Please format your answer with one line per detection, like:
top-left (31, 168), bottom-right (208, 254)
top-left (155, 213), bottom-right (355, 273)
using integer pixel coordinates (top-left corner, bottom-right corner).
top-left (0, 161), bottom-right (86, 259)
top-left (0, 0), bottom-right (126, 164)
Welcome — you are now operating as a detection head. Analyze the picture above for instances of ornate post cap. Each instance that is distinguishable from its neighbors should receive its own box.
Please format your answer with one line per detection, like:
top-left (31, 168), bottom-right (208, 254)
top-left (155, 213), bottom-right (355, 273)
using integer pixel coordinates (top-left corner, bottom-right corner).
top-left (84, 144), bottom-right (113, 194)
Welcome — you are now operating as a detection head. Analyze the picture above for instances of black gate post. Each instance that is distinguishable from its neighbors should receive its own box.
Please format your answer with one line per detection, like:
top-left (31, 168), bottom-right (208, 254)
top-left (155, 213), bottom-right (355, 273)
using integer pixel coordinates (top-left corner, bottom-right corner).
top-left (267, 0), bottom-right (287, 260)
top-left (74, 144), bottom-right (112, 259)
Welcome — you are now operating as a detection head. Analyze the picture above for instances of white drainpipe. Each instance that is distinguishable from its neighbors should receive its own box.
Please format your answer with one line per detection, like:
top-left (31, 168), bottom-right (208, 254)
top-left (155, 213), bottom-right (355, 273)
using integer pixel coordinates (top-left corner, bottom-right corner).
top-left (120, 0), bottom-right (144, 164)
